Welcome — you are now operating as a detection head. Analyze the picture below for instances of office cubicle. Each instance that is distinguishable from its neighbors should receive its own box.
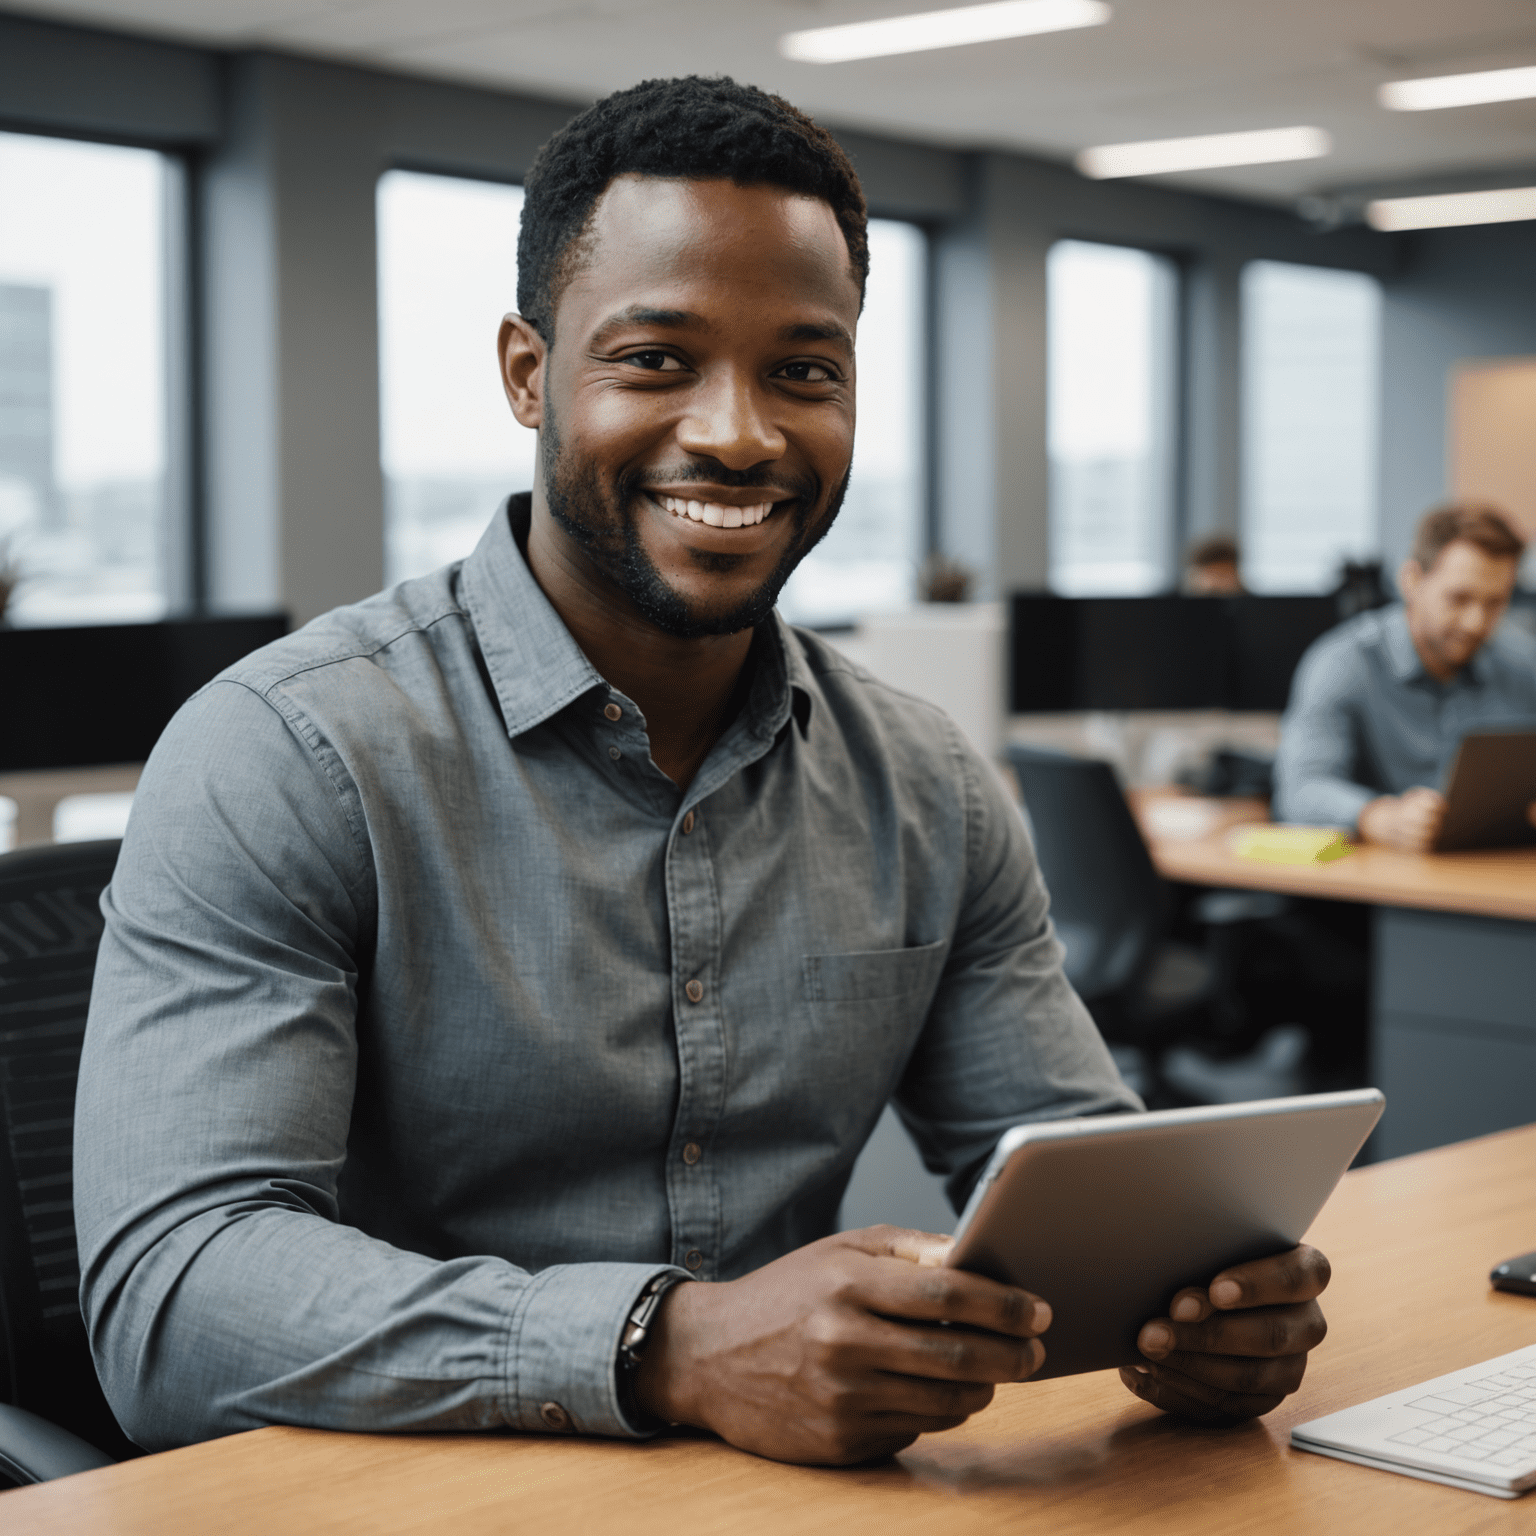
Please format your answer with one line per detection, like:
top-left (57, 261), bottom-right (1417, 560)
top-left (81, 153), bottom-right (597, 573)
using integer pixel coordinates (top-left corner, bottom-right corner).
top-left (0, 616), bottom-right (288, 773)
top-left (1008, 594), bottom-right (1342, 714)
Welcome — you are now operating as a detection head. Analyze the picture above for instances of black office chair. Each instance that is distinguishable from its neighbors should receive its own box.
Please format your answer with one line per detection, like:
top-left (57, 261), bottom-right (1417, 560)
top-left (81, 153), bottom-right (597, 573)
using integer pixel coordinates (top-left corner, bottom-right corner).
top-left (0, 838), bottom-right (137, 1485)
top-left (1006, 748), bottom-right (1222, 1096)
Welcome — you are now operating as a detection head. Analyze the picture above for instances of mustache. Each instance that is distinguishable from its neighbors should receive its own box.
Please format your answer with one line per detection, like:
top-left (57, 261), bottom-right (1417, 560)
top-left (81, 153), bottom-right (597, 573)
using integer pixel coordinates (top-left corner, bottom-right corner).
top-left (632, 461), bottom-right (815, 502)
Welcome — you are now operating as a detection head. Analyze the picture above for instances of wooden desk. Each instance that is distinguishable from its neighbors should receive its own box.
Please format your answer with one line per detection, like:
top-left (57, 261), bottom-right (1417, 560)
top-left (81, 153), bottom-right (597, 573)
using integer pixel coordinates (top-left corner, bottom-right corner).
top-left (6, 1125), bottom-right (1534, 1534)
top-left (1135, 791), bottom-right (1536, 924)
top-left (1134, 791), bottom-right (1536, 1159)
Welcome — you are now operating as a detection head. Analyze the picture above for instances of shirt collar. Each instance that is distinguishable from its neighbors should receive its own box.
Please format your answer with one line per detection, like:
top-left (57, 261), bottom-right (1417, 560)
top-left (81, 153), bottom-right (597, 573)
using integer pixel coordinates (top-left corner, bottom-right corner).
top-left (771, 615), bottom-right (819, 739)
top-left (460, 494), bottom-right (816, 742)
top-left (459, 495), bottom-right (607, 739)
top-left (1382, 601), bottom-right (1489, 689)
top-left (1382, 605), bottom-right (1423, 683)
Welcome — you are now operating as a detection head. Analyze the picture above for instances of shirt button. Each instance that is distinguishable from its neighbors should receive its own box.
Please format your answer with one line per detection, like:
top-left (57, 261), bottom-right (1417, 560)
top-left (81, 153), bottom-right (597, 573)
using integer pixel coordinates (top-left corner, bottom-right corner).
top-left (603, 702), bottom-right (622, 721)
top-left (683, 1249), bottom-right (704, 1271)
top-left (682, 810), bottom-right (695, 834)
top-left (608, 746), bottom-right (621, 760)
top-left (682, 1142), bottom-right (702, 1165)
top-left (685, 978), bottom-right (704, 1004)
top-left (539, 1401), bottom-right (571, 1431)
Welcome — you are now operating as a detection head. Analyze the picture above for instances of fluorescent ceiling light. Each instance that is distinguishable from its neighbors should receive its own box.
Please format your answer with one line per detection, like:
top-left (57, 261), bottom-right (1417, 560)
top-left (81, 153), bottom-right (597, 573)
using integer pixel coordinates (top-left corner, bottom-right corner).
top-left (1366, 186), bottom-right (1536, 231)
top-left (780, 0), bottom-right (1110, 65)
top-left (1380, 65), bottom-right (1536, 112)
top-left (1076, 125), bottom-right (1331, 180)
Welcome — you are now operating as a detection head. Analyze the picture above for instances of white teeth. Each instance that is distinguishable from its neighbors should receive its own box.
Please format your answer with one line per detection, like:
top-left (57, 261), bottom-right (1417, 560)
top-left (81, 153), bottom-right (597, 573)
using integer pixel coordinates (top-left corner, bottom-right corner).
top-left (659, 496), bottom-right (776, 527)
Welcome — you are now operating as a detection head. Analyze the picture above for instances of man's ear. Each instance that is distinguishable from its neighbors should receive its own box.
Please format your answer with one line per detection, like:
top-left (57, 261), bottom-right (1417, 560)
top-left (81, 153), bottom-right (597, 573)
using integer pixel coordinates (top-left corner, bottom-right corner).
top-left (499, 314), bottom-right (547, 430)
top-left (1398, 557), bottom-right (1423, 603)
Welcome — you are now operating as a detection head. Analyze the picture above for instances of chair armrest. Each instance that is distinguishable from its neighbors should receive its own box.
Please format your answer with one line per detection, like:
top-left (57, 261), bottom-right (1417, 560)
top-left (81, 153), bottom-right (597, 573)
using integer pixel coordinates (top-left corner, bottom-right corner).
top-left (0, 1402), bottom-right (117, 1484)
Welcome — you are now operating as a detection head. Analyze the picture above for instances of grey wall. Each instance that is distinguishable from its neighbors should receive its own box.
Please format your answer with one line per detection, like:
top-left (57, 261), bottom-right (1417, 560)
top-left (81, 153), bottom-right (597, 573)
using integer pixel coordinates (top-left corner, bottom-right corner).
top-left (1380, 221), bottom-right (1536, 569)
top-left (1, 9), bottom-right (1529, 621)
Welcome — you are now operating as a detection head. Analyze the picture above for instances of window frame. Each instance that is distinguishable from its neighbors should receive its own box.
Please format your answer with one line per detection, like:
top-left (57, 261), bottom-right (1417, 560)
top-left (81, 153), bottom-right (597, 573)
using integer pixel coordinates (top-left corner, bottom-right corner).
top-left (0, 125), bottom-right (198, 624)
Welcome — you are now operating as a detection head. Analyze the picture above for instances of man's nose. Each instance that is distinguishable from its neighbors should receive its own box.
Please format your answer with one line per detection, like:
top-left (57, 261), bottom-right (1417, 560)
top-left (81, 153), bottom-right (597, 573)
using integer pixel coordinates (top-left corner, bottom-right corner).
top-left (675, 371), bottom-right (787, 470)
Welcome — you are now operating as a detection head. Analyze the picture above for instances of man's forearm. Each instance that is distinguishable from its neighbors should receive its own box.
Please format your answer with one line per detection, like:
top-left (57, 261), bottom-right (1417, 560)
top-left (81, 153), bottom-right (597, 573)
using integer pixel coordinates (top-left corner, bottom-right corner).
top-left (77, 1188), bottom-right (678, 1450)
top-left (1271, 772), bottom-right (1374, 832)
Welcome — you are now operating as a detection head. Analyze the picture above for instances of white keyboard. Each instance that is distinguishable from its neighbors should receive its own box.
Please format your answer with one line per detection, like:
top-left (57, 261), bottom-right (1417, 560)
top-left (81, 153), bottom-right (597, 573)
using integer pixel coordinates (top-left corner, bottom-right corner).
top-left (1292, 1341), bottom-right (1536, 1499)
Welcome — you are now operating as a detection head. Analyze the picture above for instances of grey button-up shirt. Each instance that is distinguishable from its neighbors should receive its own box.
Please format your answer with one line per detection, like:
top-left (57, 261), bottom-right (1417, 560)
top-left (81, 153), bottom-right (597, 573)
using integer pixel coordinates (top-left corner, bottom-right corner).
top-left (1273, 603), bottom-right (1536, 829)
top-left (75, 495), bottom-right (1135, 1453)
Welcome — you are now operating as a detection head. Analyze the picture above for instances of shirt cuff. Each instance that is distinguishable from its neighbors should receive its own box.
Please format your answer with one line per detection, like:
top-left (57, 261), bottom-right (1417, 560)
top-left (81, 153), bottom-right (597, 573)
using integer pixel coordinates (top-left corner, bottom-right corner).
top-left (504, 1262), bottom-right (690, 1439)
top-left (1275, 780), bottom-right (1377, 833)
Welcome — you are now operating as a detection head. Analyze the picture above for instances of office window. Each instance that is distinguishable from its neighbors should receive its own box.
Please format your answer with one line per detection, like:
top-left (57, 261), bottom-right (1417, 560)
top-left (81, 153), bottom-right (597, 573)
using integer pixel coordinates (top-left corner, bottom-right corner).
top-left (1242, 261), bottom-right (1382, 593)
top-left (776, 218), bottom-right (926, 627)
top-left (1047, 239), bottom-right (1178, 596)
top-left (377, 170), bottom-right (533, 585)
top-left (0, 131), bottom-right (170, 625)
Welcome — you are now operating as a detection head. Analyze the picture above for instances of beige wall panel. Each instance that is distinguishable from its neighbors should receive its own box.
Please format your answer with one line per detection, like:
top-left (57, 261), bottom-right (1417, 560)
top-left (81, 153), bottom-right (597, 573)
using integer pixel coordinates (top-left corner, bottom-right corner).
top-left (1450, 358), bottom-right (1536, 541)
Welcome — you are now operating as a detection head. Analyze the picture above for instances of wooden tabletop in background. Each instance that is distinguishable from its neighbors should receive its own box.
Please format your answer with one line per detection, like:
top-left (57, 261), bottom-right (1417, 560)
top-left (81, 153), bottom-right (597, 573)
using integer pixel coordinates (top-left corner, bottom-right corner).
top-left (1131, 789), bottom-right (1536, 922)
top-left (6, 1125), bottom-right (1535, 1535)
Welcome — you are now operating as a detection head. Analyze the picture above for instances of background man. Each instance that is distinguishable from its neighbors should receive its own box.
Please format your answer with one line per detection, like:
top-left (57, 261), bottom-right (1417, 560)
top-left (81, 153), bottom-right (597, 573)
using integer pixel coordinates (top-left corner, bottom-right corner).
top-left (1182, 533), bottom-right (1244, 595)
top-left (1274, 502), bottom-right (1536, 850)
top-left (77, 76), bottom-right (1329, 1469)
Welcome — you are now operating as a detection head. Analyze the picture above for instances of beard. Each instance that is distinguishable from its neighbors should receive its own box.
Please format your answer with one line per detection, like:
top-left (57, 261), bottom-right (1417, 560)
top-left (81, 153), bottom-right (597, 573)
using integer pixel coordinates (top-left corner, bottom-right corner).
top-left (540, 406), bottom-right (849, 640)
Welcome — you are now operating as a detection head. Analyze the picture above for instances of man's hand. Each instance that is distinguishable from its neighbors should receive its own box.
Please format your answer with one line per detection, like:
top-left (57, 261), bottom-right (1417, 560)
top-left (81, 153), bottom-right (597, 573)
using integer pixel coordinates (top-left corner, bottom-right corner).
top-left (633, 1226), bottom-right (1050, 1465)
top-left (1358, 787), bottom-right (1446, 852)
top-left (1118, 1244), bottom-right (1330, 1424)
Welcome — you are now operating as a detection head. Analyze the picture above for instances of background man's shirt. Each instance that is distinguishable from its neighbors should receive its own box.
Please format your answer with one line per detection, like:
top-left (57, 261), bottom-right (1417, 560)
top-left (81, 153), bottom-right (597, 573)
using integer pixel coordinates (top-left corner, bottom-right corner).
top-left (1273, 603), bottom-right (1536, 829)
top-left (74, 496), bottom-right (1136, 1453)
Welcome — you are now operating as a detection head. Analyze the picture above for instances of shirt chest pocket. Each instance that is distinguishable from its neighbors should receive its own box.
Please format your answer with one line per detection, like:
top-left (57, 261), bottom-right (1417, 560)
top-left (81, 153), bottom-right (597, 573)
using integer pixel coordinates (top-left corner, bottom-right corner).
top-left (803, 940), bottom-right (949, 1007)
top-left (800, 939), bottom-right (950, 1097)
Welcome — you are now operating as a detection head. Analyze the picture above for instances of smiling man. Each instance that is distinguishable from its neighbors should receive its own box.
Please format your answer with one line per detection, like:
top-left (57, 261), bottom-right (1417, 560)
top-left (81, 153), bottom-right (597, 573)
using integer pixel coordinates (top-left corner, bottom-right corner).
top-left (1275, 502), bottom-right (1535, 851)
top-left (76, 77), bottom-right (1329, 1468)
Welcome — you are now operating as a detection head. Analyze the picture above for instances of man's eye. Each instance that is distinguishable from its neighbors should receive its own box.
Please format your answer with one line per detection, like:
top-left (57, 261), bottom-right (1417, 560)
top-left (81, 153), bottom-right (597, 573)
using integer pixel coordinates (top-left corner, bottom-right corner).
top-left (777, 360), bottom-right (837, 383)
top-left (625, 351), bottom-right (682, 372)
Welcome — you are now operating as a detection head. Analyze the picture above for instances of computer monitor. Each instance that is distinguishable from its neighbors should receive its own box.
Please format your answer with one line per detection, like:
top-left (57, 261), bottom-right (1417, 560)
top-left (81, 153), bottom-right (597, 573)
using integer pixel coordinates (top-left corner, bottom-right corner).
top-left (0, 615), bottom-right (289, 772)
top-left (1009, 594), bottom-right (1340, 713)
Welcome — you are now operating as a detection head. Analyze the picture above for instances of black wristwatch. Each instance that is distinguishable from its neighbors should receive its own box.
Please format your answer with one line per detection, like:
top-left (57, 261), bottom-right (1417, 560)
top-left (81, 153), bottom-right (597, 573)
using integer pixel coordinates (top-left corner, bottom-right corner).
top-left (617, 1273), bottom-right (686, 1425)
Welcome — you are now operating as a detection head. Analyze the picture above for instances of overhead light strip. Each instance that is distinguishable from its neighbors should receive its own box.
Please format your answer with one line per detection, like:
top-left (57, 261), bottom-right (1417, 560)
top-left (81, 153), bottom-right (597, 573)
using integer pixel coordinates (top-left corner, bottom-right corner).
top-left (1380, 65), bottom-right (1536, 112)
top-left (1076, 126), bottom-right (1332, 180)
top-left (1367, 186), bottom-right (1536, 231)
top-left (780, 0), bottom-right (1110, 65)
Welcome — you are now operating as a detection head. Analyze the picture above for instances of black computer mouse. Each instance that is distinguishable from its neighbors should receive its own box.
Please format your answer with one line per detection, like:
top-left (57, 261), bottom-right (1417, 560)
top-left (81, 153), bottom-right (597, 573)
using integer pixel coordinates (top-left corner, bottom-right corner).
top-left (1490, 1251), bottom-right (1536, 1295)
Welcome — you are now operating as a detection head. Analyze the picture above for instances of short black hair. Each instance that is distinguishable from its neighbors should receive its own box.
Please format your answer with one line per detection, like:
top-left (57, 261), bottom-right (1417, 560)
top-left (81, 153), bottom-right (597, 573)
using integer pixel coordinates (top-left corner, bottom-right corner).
top-left (1186, 533), bottom-right (1240, 569)
top-left (517, 76), bottom-right (869, 341)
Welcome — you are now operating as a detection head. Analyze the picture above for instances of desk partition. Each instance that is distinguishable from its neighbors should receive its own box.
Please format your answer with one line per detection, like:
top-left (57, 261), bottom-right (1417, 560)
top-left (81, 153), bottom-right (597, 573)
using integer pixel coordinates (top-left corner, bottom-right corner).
top-left (0, 616), bottom-right (288, 773)
top-left (1009, 594), bottom-right (1342, 713)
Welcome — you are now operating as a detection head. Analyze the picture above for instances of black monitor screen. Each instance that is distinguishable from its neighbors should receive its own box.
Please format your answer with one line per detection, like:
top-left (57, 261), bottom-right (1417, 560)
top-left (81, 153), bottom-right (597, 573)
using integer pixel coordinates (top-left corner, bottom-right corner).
top-left (1009, 594), bottom-right (1340, 713)
top-left (1227, 596), bottom-right (1339, 711)
top-left (0, 614), bottom-right (289, 772)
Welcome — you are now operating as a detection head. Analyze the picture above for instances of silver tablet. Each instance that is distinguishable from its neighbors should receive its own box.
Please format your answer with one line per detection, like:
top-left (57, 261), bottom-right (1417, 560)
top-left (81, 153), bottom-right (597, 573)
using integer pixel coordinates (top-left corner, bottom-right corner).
top-left (945, 1088), bottom-right (1384, 1379)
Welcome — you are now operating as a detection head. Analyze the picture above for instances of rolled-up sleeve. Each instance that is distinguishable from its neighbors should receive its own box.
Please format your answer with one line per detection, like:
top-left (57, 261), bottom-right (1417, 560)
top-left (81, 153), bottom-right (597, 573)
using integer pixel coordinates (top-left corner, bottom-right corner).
top-left (891, 730), bottom-right (1142, 1212)
top-left (74, 680), bottom-right (680, 1450)
top-left (1272, 642), bottom-right (1377, 830)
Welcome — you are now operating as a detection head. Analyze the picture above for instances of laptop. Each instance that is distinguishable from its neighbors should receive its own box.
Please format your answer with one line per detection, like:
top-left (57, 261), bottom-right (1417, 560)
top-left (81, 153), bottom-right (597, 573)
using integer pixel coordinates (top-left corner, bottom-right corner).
top-left (1433, 730), bottom-right (1536, 853)
top-left (1292, 1342), bottom-right (1536, 1498)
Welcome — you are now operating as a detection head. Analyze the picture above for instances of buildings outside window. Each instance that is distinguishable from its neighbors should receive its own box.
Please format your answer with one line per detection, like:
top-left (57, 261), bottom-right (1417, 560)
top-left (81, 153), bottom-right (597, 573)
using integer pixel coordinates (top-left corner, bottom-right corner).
top-left (1241, 260), bottom-right (1382, 593)
top-left (776, 217), bottom-right (926, 627)
top-left (1047, 238), bottom-right (1179, 597)
top-left (377, 169), bottom-right (533, 586)
top-left (0, 130), bottom-right (170, 625)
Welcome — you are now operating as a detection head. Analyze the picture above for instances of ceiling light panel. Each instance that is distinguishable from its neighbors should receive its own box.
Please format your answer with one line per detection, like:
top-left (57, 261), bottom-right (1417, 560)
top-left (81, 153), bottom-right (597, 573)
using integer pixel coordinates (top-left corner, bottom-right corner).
top-left (1366, 186), bottom-right (1536, 231)
top-left (1076, 125), bottom-right (1331, 180)
top-left (1379, 65), bottom-right (1536, 113)
top-left (780, 0), bottom-right (1110, 65)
